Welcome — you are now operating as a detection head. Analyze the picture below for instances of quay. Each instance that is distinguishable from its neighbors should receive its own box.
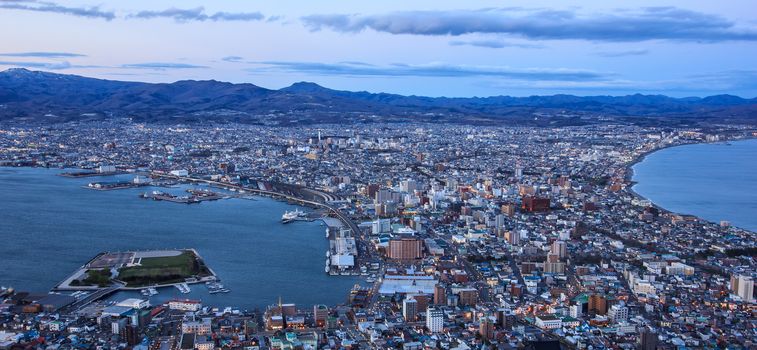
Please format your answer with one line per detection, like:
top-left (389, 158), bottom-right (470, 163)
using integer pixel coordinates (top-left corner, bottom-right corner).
top-left (151, 172), bottom-right (374, 275)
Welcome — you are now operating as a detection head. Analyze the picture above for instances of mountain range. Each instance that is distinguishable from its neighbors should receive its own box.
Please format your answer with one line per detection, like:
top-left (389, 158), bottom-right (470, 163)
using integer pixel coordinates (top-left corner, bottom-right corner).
top-left (1, 68), bottom-right (755, 126)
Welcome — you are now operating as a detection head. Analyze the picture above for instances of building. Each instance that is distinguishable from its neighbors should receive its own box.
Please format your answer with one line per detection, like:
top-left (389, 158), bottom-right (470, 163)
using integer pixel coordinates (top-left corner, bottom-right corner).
top-left (479, 316), bottom-right (495, 341)
top-left (433, 284), bottom-right (446, 305)
top-left (372, 219), bottom-right (391, 235)
top-left (505, 230), bottom-right (520, 245)
top-left (168, 299), bottom-right (202, 312)
top-left (402, 298), bottom-right (418, 322)
top-left (535, 315), bottom-right (562, 330)
top-left (589, 294), bottom-right (608, 315)
top-left (457, 288), bottom-right (478, 307)
top-left (388, 237), bottom-right (423, 260)
top-left (638, 328), bottom-right (659, 350)
top-left (550, 240), bottom-right (567, 259)
top-left (608, 303), bottom-right (629, 323)
top-left (116, 298), bottom-right (150, 309)
top-left (544, 261), bottom-right (566, 274)
top-left (522, 196), bottom-right (550, 212)
top-left (731, 275), bottom-right (755, 302)
top-left (313, 304), bottom-right (328, 327)
top-left (426, 307), bottom-right (444, 333)
top-left (181, 318), bottom-right (211, 335)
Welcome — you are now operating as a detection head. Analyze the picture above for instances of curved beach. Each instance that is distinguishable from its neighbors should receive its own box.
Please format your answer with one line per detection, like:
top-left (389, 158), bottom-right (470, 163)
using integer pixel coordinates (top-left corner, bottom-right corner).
top-left (630, 138), bottom-right (757, 233)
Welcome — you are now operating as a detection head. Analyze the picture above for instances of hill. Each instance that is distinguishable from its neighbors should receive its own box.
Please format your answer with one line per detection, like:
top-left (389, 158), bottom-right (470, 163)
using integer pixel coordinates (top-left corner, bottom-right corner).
top-left (1, 68), bottom-right (755, 126)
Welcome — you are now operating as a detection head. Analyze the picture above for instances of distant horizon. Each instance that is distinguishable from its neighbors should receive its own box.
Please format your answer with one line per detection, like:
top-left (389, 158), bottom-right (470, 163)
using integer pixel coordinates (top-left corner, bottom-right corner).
top-left (4, 67), bottom-right (756, 100)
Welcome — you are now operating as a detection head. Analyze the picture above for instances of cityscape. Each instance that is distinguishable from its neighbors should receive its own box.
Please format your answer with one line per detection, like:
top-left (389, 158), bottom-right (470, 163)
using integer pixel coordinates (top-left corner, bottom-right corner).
top-left (1, 1), bottom-right (756, 350)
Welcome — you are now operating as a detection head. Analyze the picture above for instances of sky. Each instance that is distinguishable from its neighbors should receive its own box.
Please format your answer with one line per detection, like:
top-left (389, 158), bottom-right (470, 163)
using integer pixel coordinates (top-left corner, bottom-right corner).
top-left (0, 0), bottom-right (756, 97)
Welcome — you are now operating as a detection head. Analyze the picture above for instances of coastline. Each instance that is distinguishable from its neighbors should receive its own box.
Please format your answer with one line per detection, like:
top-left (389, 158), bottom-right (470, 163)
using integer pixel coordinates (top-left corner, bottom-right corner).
top-left (623, 137), bottom-right (757, 234)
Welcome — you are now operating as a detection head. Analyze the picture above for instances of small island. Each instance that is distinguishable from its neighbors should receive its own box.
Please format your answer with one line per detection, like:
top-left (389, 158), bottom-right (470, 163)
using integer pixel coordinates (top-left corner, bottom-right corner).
top-left (54, 249), bottom-right (217, 291)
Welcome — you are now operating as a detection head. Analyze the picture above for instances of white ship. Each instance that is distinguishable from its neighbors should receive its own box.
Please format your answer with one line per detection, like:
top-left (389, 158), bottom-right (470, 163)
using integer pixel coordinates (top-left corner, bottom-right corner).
top-left (281, 209), bottom-right (307, 223)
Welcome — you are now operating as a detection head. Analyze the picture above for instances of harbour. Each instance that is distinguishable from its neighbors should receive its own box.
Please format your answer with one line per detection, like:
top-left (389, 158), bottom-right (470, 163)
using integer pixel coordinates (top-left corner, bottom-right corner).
top-left (0, 166), bottom-right (361, 310)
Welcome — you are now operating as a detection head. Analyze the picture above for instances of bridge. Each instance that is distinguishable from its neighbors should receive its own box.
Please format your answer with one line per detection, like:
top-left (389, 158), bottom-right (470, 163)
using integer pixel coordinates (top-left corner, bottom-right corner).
top-left (64, 284), bottom-right (122, 313)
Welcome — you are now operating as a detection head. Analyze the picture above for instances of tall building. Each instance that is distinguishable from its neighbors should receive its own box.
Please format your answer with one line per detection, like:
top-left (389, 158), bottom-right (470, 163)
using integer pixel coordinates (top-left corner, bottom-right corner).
top-left (313, 304), bottom-right (328, 328)
top-left (501, 203), bottom-right (516, 217)
top-left (638, 328), bottom-right (659, 350)
top-left (550, 240), bottom-right (567, 259)
top-left (388, 237), bottom-right (423, 260)
top-left (608, 303), bottom-right (629, 323)
top-left (505, 230), bottom-right (520, 246)
top-left (731, 275), bottom-right (755, 302)
top-left (426, 307), bottom-right (444, 333)
top-left (433, 284), bottom-right (446, 305)
top-left (372, 219), bottom-right (391, 235)
top-left (589, 294), bottom-right (607, 315)
top-left (521, 196), bottom-right (550, 212)
top-left (479, 316), bottom-right (495, 341)
top-left (457, 288), bottom-right (478, 307)
top-left (403, 297), bottom-right (418, 322)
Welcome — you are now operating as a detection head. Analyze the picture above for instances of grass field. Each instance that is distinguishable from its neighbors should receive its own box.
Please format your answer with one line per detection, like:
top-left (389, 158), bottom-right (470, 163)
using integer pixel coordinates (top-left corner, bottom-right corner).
top-left (117, 251), bottom-right (211, 287)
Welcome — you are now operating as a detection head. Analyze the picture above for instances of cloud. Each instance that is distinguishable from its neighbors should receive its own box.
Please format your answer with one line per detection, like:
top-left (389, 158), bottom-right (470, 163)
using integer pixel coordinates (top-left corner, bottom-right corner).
top-left (301, 7), bottom-right (757, 42)
top-left (0, 1), bottom-right (115, 20)
top-left (0, 60), bottom-right (76, 70)
top-left (222, 56), bottom-right (244, 63)
top-left (253, 61), bottom-right (609, 81)
top-left (595, 49), bottom-right (649, 57)
top-left (483, 70), bottom-right (757, 94)
top-left (0, 51), bottom-right (86, 58)
top-left (121, 62), bottom-right (209, 70)
top-left (128, 6), bottom-right (264, 22)
top-left (448, 39), bottom-right (543, 49)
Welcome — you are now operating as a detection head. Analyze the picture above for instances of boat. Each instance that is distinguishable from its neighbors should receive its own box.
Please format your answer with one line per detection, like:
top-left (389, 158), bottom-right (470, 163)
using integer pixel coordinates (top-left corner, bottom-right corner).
top-left (175, 283), bottom-right (191, 294)
top-left (282, 209), bottom-right (307, 223)
top-left (206, 282), bottom-right (230, 294)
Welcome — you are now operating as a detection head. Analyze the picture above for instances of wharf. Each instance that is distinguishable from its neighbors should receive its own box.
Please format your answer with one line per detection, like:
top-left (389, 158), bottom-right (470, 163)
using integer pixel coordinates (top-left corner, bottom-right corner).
top-left (59, 171), bottom-right (125, 178)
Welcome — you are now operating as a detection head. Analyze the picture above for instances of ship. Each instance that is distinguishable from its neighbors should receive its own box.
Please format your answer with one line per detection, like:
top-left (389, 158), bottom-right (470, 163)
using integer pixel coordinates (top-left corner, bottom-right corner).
top-left (175, 283), bottom-right (191, 294)
top-left (281, 209), bottom-right (307, 223)
top-left (206, 282), bottom-right (230, 294)
top-left (140, 287), bottom-right (158, 296)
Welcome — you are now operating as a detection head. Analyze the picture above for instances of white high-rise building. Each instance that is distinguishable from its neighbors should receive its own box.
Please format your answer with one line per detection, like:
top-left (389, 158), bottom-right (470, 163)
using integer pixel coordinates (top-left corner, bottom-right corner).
top-left (608, 304), bottom-right (629, 323)
top-left (569, 304), bottom-right (582, 318)
top-left (426, 307), bottom-right (444, 333)
top-left (372, 219), bottom-right (391, 235)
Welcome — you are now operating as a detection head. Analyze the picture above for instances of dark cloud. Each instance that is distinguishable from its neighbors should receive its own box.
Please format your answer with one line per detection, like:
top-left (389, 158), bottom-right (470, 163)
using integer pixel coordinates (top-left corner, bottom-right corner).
top-left (128, 6), bottom-right (264, 22)
top-left (448, 39), bottom-right (543, 49)
top-left (595, 49), bottom-right (649, 57)
top-left (121, 62), bottom-right (209, 70)
top-left (0, 51), bottom-right (86, 58)
top-left (253, 61), bottom-right (608, 81)
top-left (302, 7), bottom-right (757, 42)
top-left (0, 1), bottom-right (114, 20)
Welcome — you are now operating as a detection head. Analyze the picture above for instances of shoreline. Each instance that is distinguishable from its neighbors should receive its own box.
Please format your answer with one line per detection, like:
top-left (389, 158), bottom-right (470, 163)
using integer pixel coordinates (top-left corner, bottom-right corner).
top-left (623, 137), bottom-right (757, 234)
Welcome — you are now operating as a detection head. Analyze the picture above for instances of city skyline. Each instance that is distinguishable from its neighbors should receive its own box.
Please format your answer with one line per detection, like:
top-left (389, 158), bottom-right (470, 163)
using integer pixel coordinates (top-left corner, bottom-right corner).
top-left (1, 0), bottom-right (756, 97)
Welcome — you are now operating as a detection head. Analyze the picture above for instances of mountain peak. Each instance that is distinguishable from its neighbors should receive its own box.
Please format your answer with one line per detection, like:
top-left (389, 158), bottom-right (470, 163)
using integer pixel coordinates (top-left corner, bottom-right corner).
top-left (281, 81), bottom-right (329, 93)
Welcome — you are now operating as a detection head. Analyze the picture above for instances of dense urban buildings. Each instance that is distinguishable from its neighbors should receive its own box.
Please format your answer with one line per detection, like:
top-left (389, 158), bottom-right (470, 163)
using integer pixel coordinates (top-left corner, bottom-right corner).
top-left (0, 119), bottom-right (755, 349)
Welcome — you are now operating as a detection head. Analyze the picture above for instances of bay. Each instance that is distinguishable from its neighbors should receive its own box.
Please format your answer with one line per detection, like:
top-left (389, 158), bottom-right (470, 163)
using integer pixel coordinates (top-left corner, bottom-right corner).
top-left (632, 138), bottom-right (757, 232)
top-left (0, 167), bottom-right (359, 310)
